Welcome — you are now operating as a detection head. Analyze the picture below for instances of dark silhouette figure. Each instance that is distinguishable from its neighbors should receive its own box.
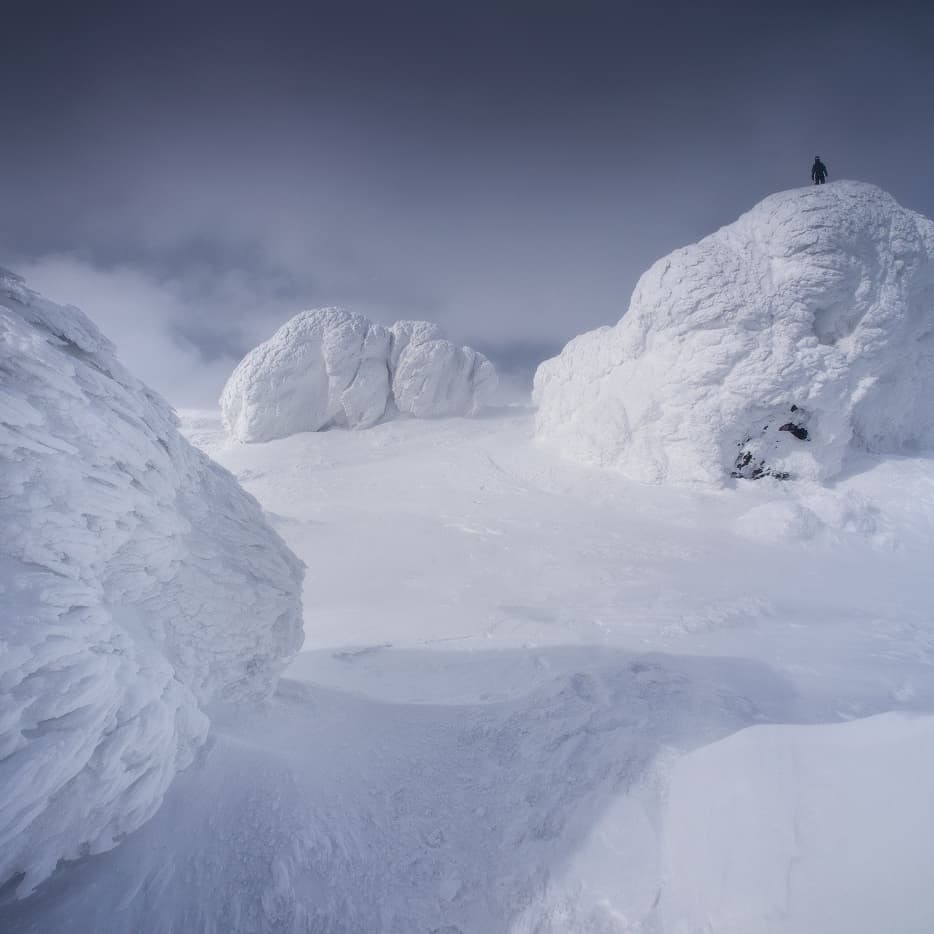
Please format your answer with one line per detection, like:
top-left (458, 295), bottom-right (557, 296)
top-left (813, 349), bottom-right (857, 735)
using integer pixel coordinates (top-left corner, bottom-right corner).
top-left (811, 156), bottom-right (828, 185)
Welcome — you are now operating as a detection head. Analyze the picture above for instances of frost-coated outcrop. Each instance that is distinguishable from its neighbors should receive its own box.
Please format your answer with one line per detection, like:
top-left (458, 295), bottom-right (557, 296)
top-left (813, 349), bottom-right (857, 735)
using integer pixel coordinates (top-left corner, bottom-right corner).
top-left (0, 269), bottom-right (304, 895)
top-left (220, 309), bottom-right (497, 442)
top-left (534, 181), bottom-right (934, 483)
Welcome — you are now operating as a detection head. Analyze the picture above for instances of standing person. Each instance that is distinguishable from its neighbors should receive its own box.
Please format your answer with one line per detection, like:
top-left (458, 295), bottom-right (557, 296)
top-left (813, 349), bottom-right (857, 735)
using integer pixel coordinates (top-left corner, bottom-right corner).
top-left (811, 156), bottom-right (828, 184)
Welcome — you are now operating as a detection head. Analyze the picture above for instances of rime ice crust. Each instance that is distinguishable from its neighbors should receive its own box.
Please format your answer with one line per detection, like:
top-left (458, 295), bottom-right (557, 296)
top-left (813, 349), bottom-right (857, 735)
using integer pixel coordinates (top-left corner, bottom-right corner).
top-left (0, 269), bottom-right (305, 895)
top-left (533, 181), bottom-right (934, 483)
top-left (220, 309), bottom-right (497, 443)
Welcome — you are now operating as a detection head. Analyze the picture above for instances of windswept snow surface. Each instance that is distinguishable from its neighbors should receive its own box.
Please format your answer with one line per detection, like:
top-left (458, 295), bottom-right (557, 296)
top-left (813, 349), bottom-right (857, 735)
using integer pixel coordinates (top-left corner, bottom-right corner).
top-left (513, 711), bottom-right (934, 934)
top-left (220, 309), bottom-right (497, 442)
top-left (6, 407), bottom-right (934, 933)
top-left (534, 181), bottom-right (934, 484)
top-left (658, 713), bottom-right (934, 934)
top-left (0, 271), bottom-right (304, 896)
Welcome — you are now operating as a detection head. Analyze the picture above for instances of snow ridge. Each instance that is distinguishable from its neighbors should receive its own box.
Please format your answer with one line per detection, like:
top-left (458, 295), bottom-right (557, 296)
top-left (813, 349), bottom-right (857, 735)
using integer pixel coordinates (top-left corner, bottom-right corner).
top-left (534, 181), bottom-right (934, 483)
top-left (0, 269), bottom-right (304, 895)
top-left (220, 309), bottom-right (497, 442)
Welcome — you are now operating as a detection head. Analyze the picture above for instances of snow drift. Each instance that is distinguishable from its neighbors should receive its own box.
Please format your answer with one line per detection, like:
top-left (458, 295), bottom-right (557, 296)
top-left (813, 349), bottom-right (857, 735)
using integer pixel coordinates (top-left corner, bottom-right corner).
top-left (659, 713), bottom-right (934, 934)
top-left (514, 713), bottom-right (934, 934)
top-left (534, 181), bottom-right (934, 483)
top-left (220, 309), bottom-right (498, 442)
top-left (0, 269), bottom-right (304, 895)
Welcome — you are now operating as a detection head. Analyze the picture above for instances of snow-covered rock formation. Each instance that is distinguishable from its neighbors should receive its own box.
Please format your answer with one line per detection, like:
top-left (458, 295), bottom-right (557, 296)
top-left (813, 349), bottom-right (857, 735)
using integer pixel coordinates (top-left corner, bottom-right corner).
top-left (220, 309), bottom-right (497, 442)
top-left (0, 269), bottom-right (304, 895)
top-left (534, 181), bottom-right (934, 483)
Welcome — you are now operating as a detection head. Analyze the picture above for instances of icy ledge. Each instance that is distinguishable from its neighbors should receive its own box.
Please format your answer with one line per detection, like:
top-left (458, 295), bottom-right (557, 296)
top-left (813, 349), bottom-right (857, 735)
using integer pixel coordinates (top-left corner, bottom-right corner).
top-left (534, 181), bottom-right (934, 483)
top-left (220, 310), bottom-right (498, 442)
top-left (0, 269), bottom-right (304, 895)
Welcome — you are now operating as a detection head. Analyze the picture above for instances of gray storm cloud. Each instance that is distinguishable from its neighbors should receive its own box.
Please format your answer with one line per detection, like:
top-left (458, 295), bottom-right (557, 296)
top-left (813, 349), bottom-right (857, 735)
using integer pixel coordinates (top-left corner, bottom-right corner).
top-left (2, 1), bottom-right (933, 405)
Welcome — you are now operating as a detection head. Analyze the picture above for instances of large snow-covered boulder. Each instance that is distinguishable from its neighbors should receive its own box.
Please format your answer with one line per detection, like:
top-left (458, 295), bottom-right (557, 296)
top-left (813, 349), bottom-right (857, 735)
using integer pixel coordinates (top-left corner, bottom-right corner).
top-left (534, 181), bottom-right (934, 483)
top-left (0, 269), bottom-right (304, 895)
top-left (220, 309), bottom-right (497, 442)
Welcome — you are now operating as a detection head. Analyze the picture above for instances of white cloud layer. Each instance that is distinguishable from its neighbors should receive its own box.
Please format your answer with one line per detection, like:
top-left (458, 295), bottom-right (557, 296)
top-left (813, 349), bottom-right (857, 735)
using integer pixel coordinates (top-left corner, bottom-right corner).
top-left (11, 256), bottom-right (268, 407)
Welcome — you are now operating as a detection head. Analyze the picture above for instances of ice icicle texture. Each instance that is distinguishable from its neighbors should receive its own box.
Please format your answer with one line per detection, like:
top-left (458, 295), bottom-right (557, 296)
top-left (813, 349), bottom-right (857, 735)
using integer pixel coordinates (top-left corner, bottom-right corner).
top-left (220, 309), bottom-right (497, 442)
top-left (0, 269), bottom-right (304, 895)
top-left (533, 181), bottom-right (934, 483)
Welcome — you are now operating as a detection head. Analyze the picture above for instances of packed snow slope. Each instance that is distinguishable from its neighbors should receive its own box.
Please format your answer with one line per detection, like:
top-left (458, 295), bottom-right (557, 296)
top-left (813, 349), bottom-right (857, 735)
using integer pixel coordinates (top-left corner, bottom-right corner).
top-left (221, 309), bottom-right (497, 442)
top-left (6, 407), bottom-right (934, 933)
top-left (535, 181), bottom-right (934, 483)
top-left (0, 270), bottom-right (304, 896)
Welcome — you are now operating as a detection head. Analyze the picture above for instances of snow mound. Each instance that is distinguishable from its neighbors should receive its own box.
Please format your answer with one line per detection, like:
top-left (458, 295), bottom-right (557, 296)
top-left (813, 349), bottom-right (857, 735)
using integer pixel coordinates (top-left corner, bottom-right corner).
top-left (220, 309), bottom-right (497, 442)
top-left (0, 269), bottom-right (304, 896)
top-left (534, 181), bottom-right (934, 483)
top-left (514, 713), bottom-right (934, 934)
top-left (659, 713), bottom-right (934, 934)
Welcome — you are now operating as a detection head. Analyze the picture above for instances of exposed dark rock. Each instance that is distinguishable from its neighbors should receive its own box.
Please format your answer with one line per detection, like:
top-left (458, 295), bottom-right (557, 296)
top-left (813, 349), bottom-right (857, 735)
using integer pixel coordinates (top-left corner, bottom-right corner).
top-left (779, 422), bottom-right (809, 441)
top-left (731, 405), bottom-right (808, 479)
top-left (731, 438), bottom-right (790, 480)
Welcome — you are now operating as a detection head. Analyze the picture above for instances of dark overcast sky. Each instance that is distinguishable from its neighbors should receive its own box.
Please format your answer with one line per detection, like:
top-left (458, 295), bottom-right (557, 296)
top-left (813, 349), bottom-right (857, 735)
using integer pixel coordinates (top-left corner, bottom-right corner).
top-left (2, 0), bottom-right (933, 404)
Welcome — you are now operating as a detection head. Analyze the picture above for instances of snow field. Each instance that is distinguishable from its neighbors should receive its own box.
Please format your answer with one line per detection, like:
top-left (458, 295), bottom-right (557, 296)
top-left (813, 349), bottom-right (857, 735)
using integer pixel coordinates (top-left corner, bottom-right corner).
top-left (4, 406), bottom-right (934, 932)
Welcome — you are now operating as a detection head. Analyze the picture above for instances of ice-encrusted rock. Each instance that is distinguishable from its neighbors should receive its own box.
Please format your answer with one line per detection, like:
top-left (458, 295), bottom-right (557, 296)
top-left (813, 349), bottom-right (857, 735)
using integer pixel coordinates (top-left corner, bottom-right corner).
top-left (393, 331), bottom-right (497, 420)
top-left (221, 309), bottom-right (497, 442)
top-left (534, 181), bottom-right (934, 483)
top-left (388, 319), bottom-right (444, 370)
top-left (0, 269), bottom-right (304, 895)
top-left (221, 309), bottom-right (391, 442)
